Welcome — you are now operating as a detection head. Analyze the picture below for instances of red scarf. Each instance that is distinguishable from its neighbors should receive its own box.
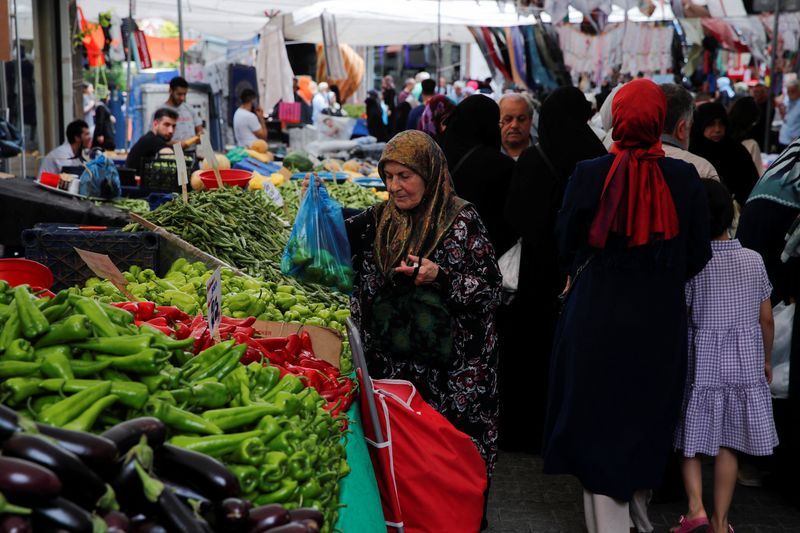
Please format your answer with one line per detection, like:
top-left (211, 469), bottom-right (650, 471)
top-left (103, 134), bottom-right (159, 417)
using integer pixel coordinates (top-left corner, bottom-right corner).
top-left (588, 79), bottom-right (679, 249)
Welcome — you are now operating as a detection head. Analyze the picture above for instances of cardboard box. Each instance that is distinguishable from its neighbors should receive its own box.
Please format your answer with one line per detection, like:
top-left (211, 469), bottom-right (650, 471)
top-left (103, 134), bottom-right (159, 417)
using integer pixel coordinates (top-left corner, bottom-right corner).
top-left (254, 320), bottom-right (342, 369)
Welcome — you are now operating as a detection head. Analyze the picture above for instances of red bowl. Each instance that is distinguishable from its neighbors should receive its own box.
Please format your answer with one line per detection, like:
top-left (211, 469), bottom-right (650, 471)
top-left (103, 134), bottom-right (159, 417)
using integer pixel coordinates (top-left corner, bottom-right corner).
top-left (199, 169), bottom-right (252, 189)
top-left (0, 259), bottom-right (54, 289)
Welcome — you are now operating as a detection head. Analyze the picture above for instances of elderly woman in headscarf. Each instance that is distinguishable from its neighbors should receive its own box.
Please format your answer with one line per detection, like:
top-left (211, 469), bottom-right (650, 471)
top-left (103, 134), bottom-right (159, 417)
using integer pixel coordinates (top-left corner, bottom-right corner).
top-left (345, 130), bottom-right (502, 478)
top-left (543, 79), bottom-right (711, 532)
top-left (499, 87), bottom-right (606, 454)
top-left (440, 95), bottom-right (517, 255)
top-left (419, 94), bottom-right (455, 144)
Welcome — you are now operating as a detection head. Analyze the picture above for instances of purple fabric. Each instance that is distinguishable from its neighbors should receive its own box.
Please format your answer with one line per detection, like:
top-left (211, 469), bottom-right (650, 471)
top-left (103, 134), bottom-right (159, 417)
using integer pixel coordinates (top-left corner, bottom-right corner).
top-left (675, 239), bottom-right (778, 457)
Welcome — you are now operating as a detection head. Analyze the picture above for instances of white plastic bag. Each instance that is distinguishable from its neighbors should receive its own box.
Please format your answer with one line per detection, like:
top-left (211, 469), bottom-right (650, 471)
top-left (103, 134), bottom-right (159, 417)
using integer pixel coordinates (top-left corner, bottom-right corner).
top-left (498, 239), bottom-right (522, 292)
top-left (770, 302), bottom-right (794, 399)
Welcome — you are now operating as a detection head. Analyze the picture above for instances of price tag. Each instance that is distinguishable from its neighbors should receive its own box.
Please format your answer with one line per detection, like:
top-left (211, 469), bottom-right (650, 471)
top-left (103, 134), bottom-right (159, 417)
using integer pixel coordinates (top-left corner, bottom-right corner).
top-left (174, 143), bottom-right (189, 204)
top-left (74, 248), bottom-right (138, 301)
top-left (262, 180), bottom-right (284, 208)
top-left (199, 133), bottom-right (223, 188)
top-left (206, 267), bottom-right (222, 342)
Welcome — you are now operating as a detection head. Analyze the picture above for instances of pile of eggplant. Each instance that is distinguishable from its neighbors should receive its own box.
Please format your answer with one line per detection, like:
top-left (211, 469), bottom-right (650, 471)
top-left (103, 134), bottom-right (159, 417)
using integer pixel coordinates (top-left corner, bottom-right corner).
top-left (0, 406), bottom-right (323, 532)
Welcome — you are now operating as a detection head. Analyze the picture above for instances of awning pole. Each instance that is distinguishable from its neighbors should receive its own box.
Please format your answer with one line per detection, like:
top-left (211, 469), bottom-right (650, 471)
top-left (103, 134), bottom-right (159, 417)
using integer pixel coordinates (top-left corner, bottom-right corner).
top-left (125, 0), bottom-right (132, 149)
top-left (12, 0), bottom-right (25, 179)
top-left (436, 0), bottom-right (441, 82)
top-left (766, 0), bottom-right (780, 152)
top-left (178, 0), bottom-right (185, 77)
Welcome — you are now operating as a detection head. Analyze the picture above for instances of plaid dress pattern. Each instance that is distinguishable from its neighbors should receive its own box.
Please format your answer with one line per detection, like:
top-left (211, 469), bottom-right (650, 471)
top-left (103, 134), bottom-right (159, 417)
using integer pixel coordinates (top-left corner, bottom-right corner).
top-left (675, 239), bottom-right (779, 457)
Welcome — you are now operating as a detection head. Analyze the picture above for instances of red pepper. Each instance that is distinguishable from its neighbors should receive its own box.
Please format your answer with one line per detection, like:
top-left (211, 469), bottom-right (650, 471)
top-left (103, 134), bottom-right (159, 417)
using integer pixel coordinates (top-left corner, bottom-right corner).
top-left (156, 305), bottom-right (191, 323)
top-left (137, 301), bottom-right (156, 320)
top-left (220, 316), bottom-right (257, 327)
top-left (285, 334), bottom-right (301, 359)
top-left (175, 323), bottom-right (192, 340)
top-left (234, 326), bottom-right (256, 337)
top-left (268, 348), bottom-right (289, 366)
top-left (300, 331), bottom-right (313, 352)
top-left (219, 324), bottom-right (236, 336)
top-left (255, 337), bottom-right (288, 351)
top-left (271, 364), bottom-right (290, 378)
top-left (141, 322), bottom-right (174, 336)
top-left (240, 347), bottom-right (263, 365)
top-left (296, 354), bottom-right (332, 371)
top-left (146, 317), bottom-right (169, 327)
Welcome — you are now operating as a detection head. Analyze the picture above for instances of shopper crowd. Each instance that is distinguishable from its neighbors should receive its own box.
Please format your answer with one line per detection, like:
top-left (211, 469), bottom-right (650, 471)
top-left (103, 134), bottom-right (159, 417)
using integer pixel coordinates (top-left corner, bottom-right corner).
top-left (348, 70), bottom-right (800, 533)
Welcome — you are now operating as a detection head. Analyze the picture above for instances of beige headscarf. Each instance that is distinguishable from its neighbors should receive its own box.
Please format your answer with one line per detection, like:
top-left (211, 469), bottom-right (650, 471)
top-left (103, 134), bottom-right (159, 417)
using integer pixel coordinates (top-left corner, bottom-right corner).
top-left (374, 130), bottom-right (468, 274)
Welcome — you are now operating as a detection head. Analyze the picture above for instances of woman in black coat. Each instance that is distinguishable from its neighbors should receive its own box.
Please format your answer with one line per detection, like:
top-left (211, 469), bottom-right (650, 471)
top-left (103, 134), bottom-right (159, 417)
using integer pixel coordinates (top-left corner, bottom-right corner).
top-left (440, 94), bottom-right (516, 255)
top-left (365, 90), bottom-right (389, 142)
top-left (499, 87), bottom-right (606, 453)
top-left (543, 80), bottom-right (711, 529)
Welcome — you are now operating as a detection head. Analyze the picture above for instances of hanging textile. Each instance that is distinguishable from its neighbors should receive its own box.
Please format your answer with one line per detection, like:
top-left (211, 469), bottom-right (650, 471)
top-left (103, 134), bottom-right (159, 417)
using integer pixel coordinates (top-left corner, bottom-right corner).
top-left (505, 27), bottom-right (529, 88)
top-left (467, 27), bottom-right (498, 80)
top-left (320, 11), bottom-right (347, 80)
top-left (535, 24), bottom-right (572, 87)
top-left (256, 22), bottom-right (295, 113)
top-left (316, 44), bottom-right (364, 103)
top-left (480, 27), bottom-right (512, 81)
top-left (489, 27), bottom-right (514, 79)
top-left (523, 25), bottom-right (557, 90)
top-left (78, 7), bottom-right (106, 67)
top-left (728, 17), bottom-right (767, 64)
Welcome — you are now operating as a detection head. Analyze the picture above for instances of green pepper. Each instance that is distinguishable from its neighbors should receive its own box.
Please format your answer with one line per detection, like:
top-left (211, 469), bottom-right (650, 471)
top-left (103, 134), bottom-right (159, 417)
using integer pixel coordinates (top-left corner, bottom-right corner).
top-left (188, 345), bottom-right (246, 383)
top-left (72, 297), bottom-right (118, 337)
top-left (228, 464), bottom-right (259, 494)
top-left (4, 338), bottom-right (34, 361)
top-left (139, 327), bottom-right (195, 351)
top-left (139, 373), bottom-right (167, 393)
top-left (263, 374), bottom-right (304, 402)
top-left (38, 379), bottom-right (148, 409)
top-left (0, 360), bottom-right (40, 378)
top-left (1, 377), bottom-right (42, 404)
top-left (96, 349), bottom-right (169, 375)
top-left (248, 363), bottom-right (281, 398)
top-left (70, 359), bottom-right (112, 377)
top-left (101, 369), bottom-right (131, 382)
top-left (266, 429), bottom-right (302, 455)
top-left (63, 394), bottom-right (118, 432)
top-left (274, 294), bottom-right (297, 311)
top-left (14, 286), bottom-right (49, 339)
top-left (34, 315), bottom-right (92, 348)
top-left (181, 340), bottom-right (235, 372)
top-left (299, 478), bottom-right (323, 499)
top-left (256, 415), bottom-right (285, 443)
top-left (230, 437), bottom-right (265, 465)
top-left (333, 309), bottom-right (350, 323)
top-left (95, 300), bottom-right (135, 326)
top-left (42, 303), bottom-right (70, 323)
top-left (260, 451), bottom-right (288, 485)
top-left (253, 479), bottom-right (298, 505)
top-left (74, 335), bottom-right (154, 356)
top-left (31, 395), bottom-right (61, 414)
top-left (201, 404), bottom-right (284, 432)
top-left (168, 430), bottom-right (262, 457)
top-left (169, 380), bottom-right (229, 408)
top-left (40, 348), bottom-right (74, 379)
top-left (227, 293), bottom-right (253, 312)
top-left (222, 366), bottom-right (252, 404)
top-left (38, 382), bottom-right (111, 426)
top-left (302, 317), bottom-right (326, 327)
top-left (145, 399), bottom-right (222, 435)
top-left (0, 311), bottom-right (20, 352)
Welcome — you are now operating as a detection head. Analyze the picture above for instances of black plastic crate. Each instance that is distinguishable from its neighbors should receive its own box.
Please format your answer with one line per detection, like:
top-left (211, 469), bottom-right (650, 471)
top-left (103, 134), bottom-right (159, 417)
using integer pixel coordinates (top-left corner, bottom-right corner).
top-left (140, 154), bottom-right (194, 194)
top-left (22, 224), bottom-right (159, 291)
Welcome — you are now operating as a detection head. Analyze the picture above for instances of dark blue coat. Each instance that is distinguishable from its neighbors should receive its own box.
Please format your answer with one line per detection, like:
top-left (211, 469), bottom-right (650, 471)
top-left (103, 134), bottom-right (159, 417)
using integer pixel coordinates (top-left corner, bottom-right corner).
top-left (543, 155), bottom-right (711, 501)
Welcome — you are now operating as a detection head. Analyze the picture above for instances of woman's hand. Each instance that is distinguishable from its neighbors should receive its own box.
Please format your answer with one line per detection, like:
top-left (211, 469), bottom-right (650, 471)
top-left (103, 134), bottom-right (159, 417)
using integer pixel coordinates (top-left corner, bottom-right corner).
top-left (394, 254), bottom-right (439, 285)
top-left (300, 174), bottom-right (326, 199)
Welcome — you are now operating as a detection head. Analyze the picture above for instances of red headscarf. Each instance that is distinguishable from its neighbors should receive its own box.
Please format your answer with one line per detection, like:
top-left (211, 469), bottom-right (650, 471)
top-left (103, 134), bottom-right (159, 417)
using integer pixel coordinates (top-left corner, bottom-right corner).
top-left (588, 79), bottom-right (679, 248)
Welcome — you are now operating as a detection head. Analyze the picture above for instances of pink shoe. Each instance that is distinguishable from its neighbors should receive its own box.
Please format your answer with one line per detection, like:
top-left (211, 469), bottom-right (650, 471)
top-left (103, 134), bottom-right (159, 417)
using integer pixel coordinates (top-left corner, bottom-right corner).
top-left (670, 515), bottom-right (710, 533)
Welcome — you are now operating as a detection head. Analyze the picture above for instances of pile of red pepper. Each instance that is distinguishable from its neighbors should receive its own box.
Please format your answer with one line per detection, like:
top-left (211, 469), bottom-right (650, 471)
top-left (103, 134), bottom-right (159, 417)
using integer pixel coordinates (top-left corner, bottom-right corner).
top-left (110, 301), bottom-right (356, 419)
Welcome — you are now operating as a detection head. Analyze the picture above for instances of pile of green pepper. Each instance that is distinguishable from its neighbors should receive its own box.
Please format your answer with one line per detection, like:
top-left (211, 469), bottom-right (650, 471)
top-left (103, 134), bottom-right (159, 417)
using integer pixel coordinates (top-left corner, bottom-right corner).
top-left (0, 283), bottom-right (349, 530)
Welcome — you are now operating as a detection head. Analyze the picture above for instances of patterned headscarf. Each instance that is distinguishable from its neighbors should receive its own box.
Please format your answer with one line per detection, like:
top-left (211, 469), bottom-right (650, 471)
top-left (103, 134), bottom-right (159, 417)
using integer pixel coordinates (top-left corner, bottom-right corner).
top-left (374, 130), bottom-right (469, 274)
top-left (420, 95), bottom-right (456, 138)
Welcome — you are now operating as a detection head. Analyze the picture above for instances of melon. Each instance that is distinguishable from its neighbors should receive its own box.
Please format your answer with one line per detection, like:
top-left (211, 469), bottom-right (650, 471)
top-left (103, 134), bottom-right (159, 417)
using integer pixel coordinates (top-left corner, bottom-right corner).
top-left (249, 139), bottom-right (268, 154)
top-left (200, 154), bottom-right (231, 171)
top-left (190, 170), bottom-right (205, 190)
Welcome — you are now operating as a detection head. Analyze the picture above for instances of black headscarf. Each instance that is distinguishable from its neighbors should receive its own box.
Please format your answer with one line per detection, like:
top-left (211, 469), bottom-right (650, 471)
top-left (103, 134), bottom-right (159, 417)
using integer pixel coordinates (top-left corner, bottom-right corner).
top-left (440, 94), bottom-right (501, 170)
top-left (689, 101), bottom-right (759, 203)
top-left (727, 96), bottom-right (760, 143)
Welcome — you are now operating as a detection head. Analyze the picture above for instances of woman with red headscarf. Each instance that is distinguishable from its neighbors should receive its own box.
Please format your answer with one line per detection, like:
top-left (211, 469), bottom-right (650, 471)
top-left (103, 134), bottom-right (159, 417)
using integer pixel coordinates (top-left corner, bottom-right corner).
top-left (543, 79), bottom-right (712, 532)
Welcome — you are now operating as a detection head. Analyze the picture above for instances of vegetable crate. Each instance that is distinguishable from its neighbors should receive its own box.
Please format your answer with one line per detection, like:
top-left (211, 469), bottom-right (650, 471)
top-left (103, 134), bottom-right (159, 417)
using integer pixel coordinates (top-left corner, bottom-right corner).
top-left (140, 155), bottom-right (194, 194)
top-left (21, 224), bottom-right (159, 291)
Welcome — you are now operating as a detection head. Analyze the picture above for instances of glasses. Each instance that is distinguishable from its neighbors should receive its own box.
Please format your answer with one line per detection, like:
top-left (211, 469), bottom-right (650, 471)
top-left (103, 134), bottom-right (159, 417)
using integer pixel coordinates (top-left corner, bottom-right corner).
top-left (500, 115), bottom-right (530, 126)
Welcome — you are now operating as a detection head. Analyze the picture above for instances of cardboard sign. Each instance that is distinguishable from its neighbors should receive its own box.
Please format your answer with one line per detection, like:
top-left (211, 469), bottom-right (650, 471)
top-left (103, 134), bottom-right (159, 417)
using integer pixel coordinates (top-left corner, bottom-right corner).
top-left (206, 267), bottom-right (222, 341)
top-left (74, 248), bottom-right (138, 301)
top-left (253, 320), bottom-right (342, 369)
top-left (200, 133), bottom-right (223, 188)
top-left (174, 143), bottom-right (189, 204)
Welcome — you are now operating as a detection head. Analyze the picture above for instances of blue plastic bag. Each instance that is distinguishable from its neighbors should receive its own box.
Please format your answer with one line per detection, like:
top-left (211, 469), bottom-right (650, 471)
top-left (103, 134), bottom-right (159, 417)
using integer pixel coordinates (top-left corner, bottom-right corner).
top-left (281, 174), bottom-right (353, 292)
top-left (79, 155), bottom-right (122, 198)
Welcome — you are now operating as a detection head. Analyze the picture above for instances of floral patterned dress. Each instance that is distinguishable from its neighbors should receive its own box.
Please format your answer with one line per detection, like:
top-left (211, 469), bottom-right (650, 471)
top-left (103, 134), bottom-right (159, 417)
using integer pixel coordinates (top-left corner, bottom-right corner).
top-left (346, 204), bottom-right (502, 473)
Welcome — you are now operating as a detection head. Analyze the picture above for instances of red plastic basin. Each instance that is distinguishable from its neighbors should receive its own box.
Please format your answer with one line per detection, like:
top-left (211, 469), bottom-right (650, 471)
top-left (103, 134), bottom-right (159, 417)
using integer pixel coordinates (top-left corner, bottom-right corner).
top-left (0, 258), bottom-right (54, 289)
top-left (199, 169), bottom-right (252, 189)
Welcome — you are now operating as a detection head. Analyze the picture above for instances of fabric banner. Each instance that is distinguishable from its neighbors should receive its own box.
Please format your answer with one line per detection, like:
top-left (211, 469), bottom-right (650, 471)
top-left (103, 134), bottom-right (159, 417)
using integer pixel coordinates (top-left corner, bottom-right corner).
top-left (321, 11), bottom-right (347, 80)
top-left (256, 22), bottom-right (295, 113)
top-left (133, 30), bottom-right (152, 70)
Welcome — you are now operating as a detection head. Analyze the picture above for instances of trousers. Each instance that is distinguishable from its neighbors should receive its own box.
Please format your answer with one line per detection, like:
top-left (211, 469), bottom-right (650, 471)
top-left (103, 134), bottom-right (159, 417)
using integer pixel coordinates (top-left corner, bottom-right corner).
top-left (583, 489), bottom-right (654, 533)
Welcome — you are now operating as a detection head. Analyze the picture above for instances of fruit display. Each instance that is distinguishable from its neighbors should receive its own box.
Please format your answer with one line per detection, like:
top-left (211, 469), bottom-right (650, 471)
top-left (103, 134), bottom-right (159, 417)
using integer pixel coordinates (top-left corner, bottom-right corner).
top-left (0, 283), bottom-right (349, 531)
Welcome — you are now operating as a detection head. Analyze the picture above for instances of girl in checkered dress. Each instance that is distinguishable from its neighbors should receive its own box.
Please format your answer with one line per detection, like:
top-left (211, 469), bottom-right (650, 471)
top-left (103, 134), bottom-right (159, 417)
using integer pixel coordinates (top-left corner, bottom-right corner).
top-left (673, 180), bottom-right (778, 533)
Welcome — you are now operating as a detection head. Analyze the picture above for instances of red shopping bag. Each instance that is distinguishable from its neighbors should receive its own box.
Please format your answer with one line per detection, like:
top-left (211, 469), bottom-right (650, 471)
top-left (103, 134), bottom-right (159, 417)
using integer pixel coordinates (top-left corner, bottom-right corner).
top-left (278, 101), bottom-right (301, 124)
top-left (358, 372), bottom-right (488, 533)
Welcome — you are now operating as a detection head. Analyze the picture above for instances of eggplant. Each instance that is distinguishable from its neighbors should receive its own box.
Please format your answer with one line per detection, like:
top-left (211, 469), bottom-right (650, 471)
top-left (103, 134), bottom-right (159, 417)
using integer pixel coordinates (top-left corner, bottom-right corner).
top-left (0, 514), bottom-right (31, 533)
top-left (256, 523), bottom-right (312, 533)
top-left (101, 418), bottom-right (166, 455)
top-left (36, 423), bottom-right (119, 474)
top-left (111, 457), bottom-right (150, 516)
top-left (103, 510), bottom-right (130, 533)
top-left (0, 404), bottom-right (22, 441)
top-left (154, 444), bottom-right (240, 501)
top-left (288, 509), bottom-right (324, 530)
top-left (31, 497), bottom-right (93, 533)
top-left (129, 515), bottom-right (167, 533)
top-left (0, 456), bottom-right (62, 501)
top-left (155, 488), bottom-right (211, 533)
top-left (161, 480), bottom-right (212, 514)
top-left (2, 434), bottom-right (106, 510)
top-left (217, 497), bottom-right (251, 530)
top-left (248, 504), bottom-right (290, 533)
